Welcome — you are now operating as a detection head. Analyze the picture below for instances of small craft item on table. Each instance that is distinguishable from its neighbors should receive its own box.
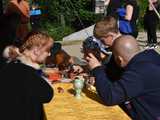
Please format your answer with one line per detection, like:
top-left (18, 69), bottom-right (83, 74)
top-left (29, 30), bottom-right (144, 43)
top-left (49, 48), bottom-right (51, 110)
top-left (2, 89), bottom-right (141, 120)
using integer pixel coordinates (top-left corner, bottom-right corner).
top-left (43, 68), bottom-right (62, 82)
top-left (73, 76), bottom-right (85, 99)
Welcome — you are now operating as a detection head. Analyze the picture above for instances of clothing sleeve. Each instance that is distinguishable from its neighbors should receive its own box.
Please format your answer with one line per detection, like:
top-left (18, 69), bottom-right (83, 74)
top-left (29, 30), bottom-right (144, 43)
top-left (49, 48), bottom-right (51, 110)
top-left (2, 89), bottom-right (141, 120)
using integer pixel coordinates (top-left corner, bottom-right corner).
top-left (27, 70), bottom-right (54, 103)
top-left (92, 66), bottom-right (143, 106)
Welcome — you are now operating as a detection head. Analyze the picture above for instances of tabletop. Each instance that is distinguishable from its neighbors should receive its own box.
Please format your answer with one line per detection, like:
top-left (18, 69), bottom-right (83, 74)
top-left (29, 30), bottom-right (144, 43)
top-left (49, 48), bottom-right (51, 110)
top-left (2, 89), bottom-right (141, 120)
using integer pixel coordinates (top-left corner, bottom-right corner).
top-left (44, 83), bottom-right (131, 120)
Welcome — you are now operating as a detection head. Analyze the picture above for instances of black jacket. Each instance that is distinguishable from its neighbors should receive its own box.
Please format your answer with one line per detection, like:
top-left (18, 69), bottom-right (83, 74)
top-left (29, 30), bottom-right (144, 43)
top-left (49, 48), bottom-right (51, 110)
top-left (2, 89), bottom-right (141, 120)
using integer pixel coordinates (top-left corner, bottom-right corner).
top-left (92, 50), bottom-right (160, 120)
top-left (0, 61), bottom-right (54, 120)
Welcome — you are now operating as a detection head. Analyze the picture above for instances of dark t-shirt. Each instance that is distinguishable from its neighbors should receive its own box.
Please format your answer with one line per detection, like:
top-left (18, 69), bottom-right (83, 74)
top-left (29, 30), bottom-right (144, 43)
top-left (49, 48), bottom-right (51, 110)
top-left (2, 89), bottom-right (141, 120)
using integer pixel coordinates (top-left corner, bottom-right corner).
top-left (0, 61), bottom-right (53, 120)
top-left (124, 0), bottom-right (139, 38)
top-left (107, 0), bottom-right (122, 18)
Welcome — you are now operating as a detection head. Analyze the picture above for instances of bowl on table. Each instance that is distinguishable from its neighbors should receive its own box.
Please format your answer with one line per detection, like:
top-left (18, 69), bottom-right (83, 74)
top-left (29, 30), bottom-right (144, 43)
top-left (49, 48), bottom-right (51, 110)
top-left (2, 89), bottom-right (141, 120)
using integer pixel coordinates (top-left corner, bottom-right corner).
top-left (43, 68), bottom-right (62, 82)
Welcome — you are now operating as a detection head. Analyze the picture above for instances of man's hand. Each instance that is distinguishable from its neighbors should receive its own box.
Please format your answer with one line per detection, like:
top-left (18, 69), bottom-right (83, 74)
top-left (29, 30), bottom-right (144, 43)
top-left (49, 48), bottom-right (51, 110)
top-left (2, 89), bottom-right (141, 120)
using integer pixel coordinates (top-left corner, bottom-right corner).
top-left (85, 53), bottom-right (101, 70)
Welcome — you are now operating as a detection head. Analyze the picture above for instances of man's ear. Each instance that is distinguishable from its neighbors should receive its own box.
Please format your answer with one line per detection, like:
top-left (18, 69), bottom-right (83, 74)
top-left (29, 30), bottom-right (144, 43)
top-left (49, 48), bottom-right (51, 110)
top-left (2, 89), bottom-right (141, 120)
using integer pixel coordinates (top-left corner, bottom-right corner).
top-left (117, 55), bottom-right (124, 66)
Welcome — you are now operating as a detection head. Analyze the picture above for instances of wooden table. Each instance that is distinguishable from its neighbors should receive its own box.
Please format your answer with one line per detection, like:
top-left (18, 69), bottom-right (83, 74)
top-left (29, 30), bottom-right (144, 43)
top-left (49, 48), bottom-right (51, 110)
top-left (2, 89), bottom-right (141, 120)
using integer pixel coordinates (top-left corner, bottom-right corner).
top-left (44, 83), bottom-right (131, 120)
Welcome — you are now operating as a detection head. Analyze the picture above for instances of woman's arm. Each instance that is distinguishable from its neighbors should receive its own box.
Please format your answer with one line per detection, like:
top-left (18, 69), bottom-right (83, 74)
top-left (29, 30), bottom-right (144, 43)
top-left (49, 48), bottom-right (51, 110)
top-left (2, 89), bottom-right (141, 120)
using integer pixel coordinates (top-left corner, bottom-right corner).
top-left (125, 4), bottom-right (133, 21)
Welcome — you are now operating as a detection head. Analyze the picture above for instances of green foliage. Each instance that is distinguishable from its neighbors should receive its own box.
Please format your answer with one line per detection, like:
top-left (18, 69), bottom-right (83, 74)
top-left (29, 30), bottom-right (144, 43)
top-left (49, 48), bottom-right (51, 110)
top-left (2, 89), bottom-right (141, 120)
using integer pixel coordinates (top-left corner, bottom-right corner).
top-left (39, 0), bottom-right (101, 40)
top-left (46, 0), bottom-right (98, 26)
top-left (40, 20), bottom-right (75, 41)
top-left (79, 9), bottom-right (99, 21)
top-left (38, 0), bottom-right (151, 39)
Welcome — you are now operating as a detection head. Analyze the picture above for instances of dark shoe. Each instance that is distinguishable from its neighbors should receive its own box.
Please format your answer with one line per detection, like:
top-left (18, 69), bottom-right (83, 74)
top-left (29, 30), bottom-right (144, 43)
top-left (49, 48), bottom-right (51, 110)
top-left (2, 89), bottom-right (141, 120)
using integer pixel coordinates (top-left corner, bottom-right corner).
top-left (145, 44), bottom-right (153, 49)
top-left (153, 43), bottom-right (158, 49)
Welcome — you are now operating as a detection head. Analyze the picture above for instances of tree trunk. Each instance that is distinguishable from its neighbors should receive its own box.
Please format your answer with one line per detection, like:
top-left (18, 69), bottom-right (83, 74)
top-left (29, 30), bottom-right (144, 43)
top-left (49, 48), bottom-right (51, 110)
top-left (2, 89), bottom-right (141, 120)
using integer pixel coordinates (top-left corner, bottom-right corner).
top-left (60, 14), bottom-right (65, 28)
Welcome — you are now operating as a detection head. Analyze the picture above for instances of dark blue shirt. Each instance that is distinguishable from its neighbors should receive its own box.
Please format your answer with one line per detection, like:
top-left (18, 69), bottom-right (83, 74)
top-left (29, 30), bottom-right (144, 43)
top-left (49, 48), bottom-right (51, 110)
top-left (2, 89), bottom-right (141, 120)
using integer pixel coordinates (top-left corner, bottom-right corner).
top-left (92, 49), bottom-right (160, 120)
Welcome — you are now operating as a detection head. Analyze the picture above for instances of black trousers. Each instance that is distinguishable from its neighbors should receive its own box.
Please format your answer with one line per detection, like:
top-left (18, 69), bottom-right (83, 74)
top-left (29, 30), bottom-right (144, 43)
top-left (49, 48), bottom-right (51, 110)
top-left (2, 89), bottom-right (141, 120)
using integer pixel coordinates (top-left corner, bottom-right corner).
top-left (144, 13), bottom-right (158, 44)
top-left (146, 22), bottom-right (157, 44)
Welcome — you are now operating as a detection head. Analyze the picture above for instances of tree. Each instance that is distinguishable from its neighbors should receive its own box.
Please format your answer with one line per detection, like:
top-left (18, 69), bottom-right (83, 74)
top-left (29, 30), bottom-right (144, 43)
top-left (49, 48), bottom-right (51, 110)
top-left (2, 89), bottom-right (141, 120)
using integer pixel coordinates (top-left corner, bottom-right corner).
top-left (46, 0), bottom-right (100, 30)
top-left (39, 0), bottom-right (149, 40)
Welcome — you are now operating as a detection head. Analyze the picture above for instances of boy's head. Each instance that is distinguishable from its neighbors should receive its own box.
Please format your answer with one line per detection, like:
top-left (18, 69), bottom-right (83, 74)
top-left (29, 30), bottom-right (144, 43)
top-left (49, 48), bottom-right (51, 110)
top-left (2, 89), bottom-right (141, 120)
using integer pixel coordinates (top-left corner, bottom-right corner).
top-left (46, 49), bottom-right (72, 70)
top-left (94, 16), bottom-right (119, 47)
top-left (19, 31), bottom-right (54, 64)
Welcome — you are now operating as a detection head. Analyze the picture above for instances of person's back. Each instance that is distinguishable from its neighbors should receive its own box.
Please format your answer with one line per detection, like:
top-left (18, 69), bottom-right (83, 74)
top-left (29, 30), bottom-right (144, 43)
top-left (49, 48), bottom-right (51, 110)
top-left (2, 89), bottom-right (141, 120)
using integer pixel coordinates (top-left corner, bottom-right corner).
top-left (117, 49), bottom-right (160, 120)
top-left (1, 61), bottom-right (53, 120)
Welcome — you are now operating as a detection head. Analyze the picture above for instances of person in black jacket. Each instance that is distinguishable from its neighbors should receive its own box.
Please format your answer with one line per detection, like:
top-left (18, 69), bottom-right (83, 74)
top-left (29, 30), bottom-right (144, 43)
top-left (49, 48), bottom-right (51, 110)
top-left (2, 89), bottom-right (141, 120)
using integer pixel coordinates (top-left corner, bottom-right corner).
top-left (0, 31), bottom-right (54, 120)
top-left (86, 35), bottom-right (160, 120)
top-left (144, 0), bottom-right (159, 48)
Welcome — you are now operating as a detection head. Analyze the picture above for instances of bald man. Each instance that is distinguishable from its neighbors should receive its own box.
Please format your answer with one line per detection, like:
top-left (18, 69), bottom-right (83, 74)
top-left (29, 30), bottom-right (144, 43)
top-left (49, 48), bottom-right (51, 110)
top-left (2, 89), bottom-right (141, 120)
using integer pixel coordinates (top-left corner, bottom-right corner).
top-left (112, 35), bottom-right (140, 68)
top-left (86, 35), bottom-right (160, 120)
